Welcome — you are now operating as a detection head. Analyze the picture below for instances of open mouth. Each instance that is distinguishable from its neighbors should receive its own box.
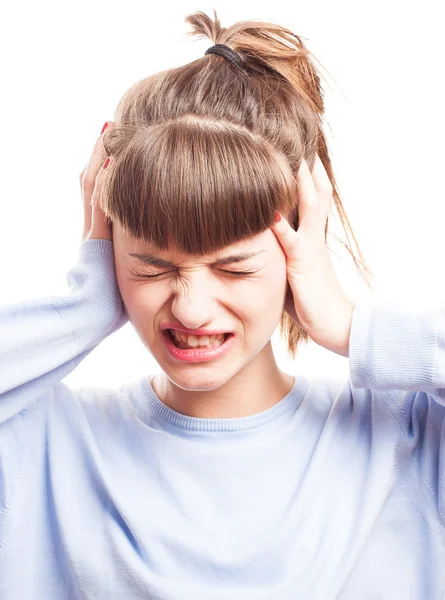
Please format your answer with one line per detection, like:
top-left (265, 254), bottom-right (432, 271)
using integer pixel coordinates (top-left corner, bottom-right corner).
top-left (167, 329), bottom-right (231, 350)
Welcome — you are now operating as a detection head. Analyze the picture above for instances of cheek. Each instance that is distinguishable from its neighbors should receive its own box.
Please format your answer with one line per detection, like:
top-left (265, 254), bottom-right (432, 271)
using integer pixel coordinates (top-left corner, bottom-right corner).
top-left (263, 263), bottom-right (288, 305)
top-left (114, 270), bottom-right (287, 331)
top-left (240, 272), bottom-right (287, 333)
top-left (140, 284), bottom-right (168, 307)
top-left (116, 279), bottom-right (164, 323)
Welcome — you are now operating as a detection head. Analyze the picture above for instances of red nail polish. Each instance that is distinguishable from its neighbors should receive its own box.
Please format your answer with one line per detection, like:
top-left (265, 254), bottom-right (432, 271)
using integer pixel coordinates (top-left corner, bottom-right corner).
top-left (275, 211), bottom-right (282, 222)
top-left (103, 157), bottom-right (110, 169)
top-left (100, 122), bottom-right (109, 135)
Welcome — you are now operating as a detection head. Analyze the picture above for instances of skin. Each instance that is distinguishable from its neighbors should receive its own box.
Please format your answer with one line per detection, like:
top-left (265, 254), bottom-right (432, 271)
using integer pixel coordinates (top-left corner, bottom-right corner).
top-left (81, 120), bottom-right (355, 419)
top-left (112, 224), bottom-right (295, 418)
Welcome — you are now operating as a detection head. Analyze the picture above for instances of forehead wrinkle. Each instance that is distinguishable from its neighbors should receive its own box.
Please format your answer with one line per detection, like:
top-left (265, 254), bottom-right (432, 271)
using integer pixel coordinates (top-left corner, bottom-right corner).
top-left (128, 250), bottom-right (265, 268)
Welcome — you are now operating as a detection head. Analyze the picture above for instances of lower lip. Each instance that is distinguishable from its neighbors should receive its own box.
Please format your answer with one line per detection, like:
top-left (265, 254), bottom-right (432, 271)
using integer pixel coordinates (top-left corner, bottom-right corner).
top-left (162, 330), bottom-right (235, 363)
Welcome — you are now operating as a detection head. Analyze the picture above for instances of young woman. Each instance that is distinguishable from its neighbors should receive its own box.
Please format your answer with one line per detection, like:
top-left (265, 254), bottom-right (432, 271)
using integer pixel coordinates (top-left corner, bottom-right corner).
top-left (1, 9), bottom-right (444, 600)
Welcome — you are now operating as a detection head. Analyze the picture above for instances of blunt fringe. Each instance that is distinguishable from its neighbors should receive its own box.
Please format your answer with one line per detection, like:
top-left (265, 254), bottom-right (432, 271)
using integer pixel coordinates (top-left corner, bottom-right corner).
top-left (98, 8), bottom-right (373, 359)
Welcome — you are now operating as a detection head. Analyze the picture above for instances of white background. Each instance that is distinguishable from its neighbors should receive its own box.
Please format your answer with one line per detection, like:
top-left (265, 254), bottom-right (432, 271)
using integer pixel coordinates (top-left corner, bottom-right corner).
top-left (0, 1), bottom-right (443, 389)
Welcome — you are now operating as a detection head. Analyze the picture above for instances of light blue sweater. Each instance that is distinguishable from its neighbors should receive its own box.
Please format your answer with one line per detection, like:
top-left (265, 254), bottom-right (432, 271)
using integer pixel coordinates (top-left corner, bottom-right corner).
top-left (1, 239), bottom-right (445, 600)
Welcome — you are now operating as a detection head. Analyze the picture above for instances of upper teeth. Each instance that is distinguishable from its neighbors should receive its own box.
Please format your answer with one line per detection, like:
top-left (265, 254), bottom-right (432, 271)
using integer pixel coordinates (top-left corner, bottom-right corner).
top-left (170, 330), bottom-right (226, 347)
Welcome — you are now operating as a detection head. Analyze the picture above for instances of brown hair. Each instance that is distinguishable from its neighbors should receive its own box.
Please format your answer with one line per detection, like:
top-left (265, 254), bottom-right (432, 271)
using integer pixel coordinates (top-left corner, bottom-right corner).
top-left (99, 9), bottom-right (373, 359)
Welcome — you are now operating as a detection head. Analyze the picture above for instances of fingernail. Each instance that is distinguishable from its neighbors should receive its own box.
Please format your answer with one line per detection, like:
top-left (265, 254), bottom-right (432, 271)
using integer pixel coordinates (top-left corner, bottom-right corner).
top-left (275, 211), bottom-right (282, 222)
top-left (103, 157), bottom-right (110, 169)
top-left (100, 121), bottom-right (109, 135)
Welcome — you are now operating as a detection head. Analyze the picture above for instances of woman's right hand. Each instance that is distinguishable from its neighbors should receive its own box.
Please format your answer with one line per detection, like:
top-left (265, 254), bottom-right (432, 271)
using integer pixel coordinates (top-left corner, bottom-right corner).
top-left (80, 122), bottom-right (114, 243)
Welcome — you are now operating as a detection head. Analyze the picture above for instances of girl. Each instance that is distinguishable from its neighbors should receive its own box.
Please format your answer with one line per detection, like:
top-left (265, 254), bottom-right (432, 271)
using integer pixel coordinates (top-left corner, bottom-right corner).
top-left (1, 9), bottom-right (444, 600)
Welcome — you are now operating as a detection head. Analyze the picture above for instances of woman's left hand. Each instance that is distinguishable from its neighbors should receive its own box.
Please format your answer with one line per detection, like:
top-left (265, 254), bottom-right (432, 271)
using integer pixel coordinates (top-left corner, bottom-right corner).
top-left (271, 154), bottom-right (355, 358)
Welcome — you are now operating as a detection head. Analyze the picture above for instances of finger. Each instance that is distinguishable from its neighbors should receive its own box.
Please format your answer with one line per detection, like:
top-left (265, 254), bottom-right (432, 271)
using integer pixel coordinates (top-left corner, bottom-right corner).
top-left (310, 154), bottom-right (333, 218)
top-left (295, 159), bottom-right (320, 233)
top-left (82, 135), bottom-right (108, 196)
top-left (85, 157), bottom-right (113, 242)
top-left (81, 130), bottom-right (109, 235)
top-left (270, 212), bottom-right (301, 266)
top-left (82, 121), bottom-right (113, 189)
top-left (90, 158), bottom-right (109, 210)
top-left (80, 121), bottom-right (112, 185)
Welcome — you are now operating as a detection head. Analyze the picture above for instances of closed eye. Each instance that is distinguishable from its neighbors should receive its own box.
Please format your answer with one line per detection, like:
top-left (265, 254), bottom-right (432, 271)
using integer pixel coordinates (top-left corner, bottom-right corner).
top-left (224, 270), bottom-right (255, 277)
top-left (132, 270), bottom-right (256, 279)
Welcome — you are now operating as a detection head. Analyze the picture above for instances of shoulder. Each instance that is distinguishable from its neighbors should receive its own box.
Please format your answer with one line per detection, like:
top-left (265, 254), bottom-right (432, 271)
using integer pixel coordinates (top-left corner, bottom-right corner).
top-left (48, 375), bottom-right (151, 431)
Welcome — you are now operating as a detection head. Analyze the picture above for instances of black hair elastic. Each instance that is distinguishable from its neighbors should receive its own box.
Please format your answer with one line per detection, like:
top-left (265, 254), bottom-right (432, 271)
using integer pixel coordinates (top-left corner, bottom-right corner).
top-left (204, 44), bottom-right (244, 69)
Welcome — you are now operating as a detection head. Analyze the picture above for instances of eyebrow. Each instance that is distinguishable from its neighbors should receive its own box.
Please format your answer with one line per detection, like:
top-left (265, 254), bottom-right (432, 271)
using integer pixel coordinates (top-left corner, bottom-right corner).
top-left (128, 250), bottom-right (265, 268)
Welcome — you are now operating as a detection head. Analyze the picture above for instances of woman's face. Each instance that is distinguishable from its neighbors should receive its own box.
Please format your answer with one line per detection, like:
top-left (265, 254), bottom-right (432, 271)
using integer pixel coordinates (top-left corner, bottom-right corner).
top-left (112, 224), bottom-right (289, 390)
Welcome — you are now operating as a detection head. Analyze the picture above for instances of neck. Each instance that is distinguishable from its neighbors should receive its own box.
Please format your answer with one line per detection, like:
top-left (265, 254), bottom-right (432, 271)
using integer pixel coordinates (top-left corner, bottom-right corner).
top-left (151, 341), bottom-right (295, 419)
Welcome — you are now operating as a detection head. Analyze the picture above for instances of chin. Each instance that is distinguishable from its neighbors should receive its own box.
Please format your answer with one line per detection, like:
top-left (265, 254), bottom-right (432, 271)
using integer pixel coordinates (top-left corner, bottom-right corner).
top-left (159, 360), bottom-right (243, 392)
top-left (166, 371), bottom-right (229, 393)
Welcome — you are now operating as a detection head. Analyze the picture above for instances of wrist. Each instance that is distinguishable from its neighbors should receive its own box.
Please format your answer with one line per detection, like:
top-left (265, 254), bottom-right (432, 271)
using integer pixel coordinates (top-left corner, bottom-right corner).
top-left (312, 299), bottom-right (355, 357)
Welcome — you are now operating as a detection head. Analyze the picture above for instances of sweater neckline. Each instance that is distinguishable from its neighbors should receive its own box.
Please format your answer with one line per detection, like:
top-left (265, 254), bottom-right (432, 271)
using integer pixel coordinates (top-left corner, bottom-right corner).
top-left (139, 373), bottom-right (309, 433)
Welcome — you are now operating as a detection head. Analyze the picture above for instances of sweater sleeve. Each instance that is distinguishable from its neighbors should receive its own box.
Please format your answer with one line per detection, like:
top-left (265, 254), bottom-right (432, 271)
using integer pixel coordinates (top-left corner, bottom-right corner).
top-left (349, 298), bottom-right (445, 401)
top-left (0, 239), bottom-right (128, 424)
top-left (349, 297), bottom-right (445, 525)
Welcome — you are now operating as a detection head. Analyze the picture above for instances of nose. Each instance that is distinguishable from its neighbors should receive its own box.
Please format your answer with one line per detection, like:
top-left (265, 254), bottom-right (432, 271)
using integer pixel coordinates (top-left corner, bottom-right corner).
top-left (170, 277), bottom-right (219, 330)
